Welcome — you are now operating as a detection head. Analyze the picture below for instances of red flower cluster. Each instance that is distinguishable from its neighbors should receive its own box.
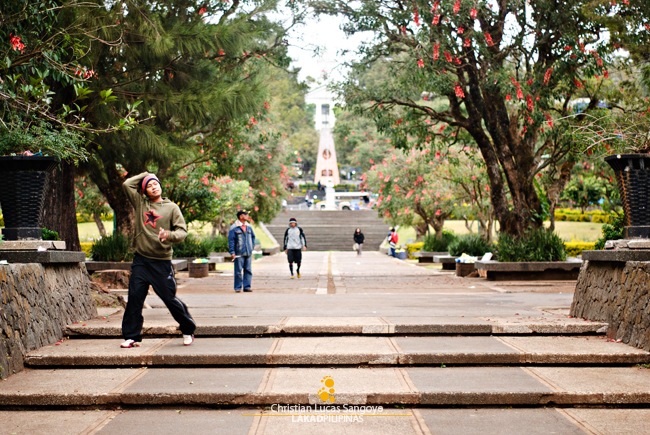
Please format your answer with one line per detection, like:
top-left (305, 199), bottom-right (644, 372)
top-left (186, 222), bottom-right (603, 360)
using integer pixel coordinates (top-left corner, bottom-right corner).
top-left (454, 84), bottom-right (465, 98)
top-left (543, 67), bottom-right (553, 85)
top-left (9, 34), bottom-right (25, 53)
top-left (453, 0), bottom-right (461, 14)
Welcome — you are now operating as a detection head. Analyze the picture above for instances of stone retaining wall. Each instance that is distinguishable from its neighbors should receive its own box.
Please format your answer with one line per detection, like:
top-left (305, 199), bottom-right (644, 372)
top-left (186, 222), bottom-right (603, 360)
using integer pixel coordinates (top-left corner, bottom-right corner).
top-left (0, 263), bottom-right (97, 379)
top-left (571, 260), bottom-right (650, 351)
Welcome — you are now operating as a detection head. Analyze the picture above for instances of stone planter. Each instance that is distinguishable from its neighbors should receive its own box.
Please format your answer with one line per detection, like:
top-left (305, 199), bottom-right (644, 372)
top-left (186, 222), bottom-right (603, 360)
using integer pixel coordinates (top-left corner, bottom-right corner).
top-left (0, 156), bottom-right (58, 240)
top-left (605, 153), bottom-right (650, 238)
top-left (188, 262), bottom-right (209, 278)
top-left (455, 262), bottom-right (476, 277)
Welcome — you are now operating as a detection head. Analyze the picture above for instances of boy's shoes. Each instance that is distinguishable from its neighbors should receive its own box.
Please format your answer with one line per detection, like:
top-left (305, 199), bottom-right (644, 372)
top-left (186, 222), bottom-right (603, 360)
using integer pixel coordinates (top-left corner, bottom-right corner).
top-left (297, 272), bottom-right (301, 278)
top-left (290, 275), bottom-right (295, 279)
top-left (120, 339), bottom-right (140, 348)
top-left (183, 335), bottom-right (194, 346)
top-left (243, 288), bottom-right (253, 292)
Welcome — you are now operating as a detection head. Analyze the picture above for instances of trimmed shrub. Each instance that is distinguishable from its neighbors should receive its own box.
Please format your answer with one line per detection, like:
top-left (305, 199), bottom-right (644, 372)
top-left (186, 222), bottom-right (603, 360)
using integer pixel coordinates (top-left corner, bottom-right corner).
top-left (406, 242), bottom-right (424, 259)
top-left (80, 242), bottom-right (93, 258)
top-left (172, 234), bottom-right (228, 258)
top-left (496, 228), bottom-right (566, 262)
top-left (565, 241), bottom-right (596, 257)
top-left (90, 232), bottom-right (132, 262)
top-left (206, 235), bottom-right (229, 253)
top-left (447, 233), bottom-right (493, 257)
top-left (42, 228), bottom-right (60, 241)
top-left (423, 230), bottom-right (457, 252)
top-left (594, 212), bottom-right (625, 250)
top-left (173, 234), bottom-right (211, 258)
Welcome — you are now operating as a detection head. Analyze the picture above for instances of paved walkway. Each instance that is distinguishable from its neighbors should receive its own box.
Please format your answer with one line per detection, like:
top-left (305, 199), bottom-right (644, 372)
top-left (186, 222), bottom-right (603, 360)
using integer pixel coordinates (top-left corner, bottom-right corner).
top-left (2, 252), bottom-right (650, 435)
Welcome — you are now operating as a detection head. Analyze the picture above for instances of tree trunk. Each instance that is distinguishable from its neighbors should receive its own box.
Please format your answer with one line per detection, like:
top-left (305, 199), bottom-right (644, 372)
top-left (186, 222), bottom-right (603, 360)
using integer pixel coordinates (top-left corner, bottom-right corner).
top-left (93, 212), bottom-right (108, 237)
top-left (89, 163), bottom-right (134, 238)
top-left (546, 161), bottom-right (574, 232)
top-left (42, 162), bottom-right (81, 251)
top-left (414, 221), bottom-right (428, 238)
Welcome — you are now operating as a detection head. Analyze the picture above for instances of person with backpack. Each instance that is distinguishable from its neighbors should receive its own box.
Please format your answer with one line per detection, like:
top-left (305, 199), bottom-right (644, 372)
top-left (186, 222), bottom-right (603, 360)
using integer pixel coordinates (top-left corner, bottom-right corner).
top-left (387, 227), bottom-right (399, 258)
top-left (283, 217), bottom-right (307, 278)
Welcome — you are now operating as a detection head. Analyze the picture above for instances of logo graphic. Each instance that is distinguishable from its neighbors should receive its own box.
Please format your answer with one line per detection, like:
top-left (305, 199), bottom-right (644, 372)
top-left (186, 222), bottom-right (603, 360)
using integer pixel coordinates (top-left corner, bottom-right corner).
top-left (318, 375), bottom-right (335, 403)
top-left (143, 209), bottom-right (162, 228)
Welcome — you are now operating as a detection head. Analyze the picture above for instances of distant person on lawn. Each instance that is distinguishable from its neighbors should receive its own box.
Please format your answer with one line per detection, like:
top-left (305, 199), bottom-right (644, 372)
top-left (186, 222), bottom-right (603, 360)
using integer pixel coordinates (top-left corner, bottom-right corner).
top-left (120, 172), bottom-right (196, 348)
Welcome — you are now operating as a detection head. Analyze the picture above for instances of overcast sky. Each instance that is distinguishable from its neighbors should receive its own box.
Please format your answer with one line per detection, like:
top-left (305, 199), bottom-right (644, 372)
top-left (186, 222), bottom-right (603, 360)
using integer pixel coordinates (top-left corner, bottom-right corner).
top-left (285, 14), bottom-right (372, 87)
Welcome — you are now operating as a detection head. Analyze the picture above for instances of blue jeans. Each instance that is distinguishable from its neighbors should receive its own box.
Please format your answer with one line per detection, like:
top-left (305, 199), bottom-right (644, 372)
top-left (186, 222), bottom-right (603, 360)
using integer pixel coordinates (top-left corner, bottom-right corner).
top-left (234, 255), bottom-right (252, 291)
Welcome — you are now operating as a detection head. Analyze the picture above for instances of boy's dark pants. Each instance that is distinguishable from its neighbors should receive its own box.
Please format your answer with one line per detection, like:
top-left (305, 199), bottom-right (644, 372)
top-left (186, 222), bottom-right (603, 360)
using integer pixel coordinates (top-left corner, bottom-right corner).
top-left (122, 253), bottom-right (196, 341)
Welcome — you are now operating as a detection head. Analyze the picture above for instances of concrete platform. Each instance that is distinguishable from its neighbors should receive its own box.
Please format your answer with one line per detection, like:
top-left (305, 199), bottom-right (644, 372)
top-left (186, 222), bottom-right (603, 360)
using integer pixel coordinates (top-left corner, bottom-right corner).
top-left (433, 255), bottom-right (457, 270)
top-left (475, 259), bottom-right (583, 281)
top-left (85, 259), bottom-right (188, 273)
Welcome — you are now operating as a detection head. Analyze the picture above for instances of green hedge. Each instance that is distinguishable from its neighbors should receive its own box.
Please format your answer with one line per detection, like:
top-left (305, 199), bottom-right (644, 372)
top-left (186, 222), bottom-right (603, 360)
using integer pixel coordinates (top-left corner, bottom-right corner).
top-left (448, 234), bottom-right (493, 257)
top-left (76, 213), bottom-right (114, 224)
top-left (554, 208), bottom-right (612, 223)
top-left (497, 228), bottom-right (566, 262)
top-left (564, 241), bottom-right (596, 257)
top-left (423, 230), bottom-right (457, 252)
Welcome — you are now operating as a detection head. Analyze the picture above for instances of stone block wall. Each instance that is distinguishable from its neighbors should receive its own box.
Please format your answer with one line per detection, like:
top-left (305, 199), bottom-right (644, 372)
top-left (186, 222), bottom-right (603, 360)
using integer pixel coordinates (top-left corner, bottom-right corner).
top-left (0, 263), bottom-right (97, 379)
top-left (571, 260), bottom-right (650, 351)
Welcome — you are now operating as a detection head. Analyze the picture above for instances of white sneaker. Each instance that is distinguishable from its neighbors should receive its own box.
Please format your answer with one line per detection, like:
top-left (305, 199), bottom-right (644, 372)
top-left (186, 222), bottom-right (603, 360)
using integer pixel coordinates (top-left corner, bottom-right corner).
top-left (183, 335), bottom-right (194, 346)
top-left (120, 339), bottom-right (140, 348)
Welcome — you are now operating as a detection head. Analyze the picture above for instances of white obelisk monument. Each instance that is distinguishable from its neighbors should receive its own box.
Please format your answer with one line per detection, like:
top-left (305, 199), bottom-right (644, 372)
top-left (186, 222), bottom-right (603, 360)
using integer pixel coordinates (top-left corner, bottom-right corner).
top-left (308, 86), bottom-right (340, 190)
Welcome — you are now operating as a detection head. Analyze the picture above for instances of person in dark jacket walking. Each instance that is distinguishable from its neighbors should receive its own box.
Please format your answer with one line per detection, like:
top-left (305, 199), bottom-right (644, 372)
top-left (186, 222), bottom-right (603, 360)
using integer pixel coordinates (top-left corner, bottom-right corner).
top-left (283, 217), bottom-right (307, 278)
top-left (228, 210), bottom-right (256, 292)
top-left (353, 228), bottom-right (365, 255)
top-left (121, 172), bottom-right (196, 348)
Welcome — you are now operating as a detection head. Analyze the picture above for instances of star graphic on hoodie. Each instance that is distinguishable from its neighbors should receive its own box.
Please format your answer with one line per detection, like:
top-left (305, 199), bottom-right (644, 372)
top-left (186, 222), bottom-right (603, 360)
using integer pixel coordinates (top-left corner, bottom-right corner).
top-left (144, 209), bottom-right (162, 228)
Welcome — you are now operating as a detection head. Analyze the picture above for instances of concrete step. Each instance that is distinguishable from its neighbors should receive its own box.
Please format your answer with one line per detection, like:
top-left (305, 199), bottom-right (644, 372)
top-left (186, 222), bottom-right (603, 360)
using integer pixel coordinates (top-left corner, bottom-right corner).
top-left (3, 366), bottom-right (650, 407)
top-left (267, 210), bottom-right (389, 251)
top-left (25, 336), bottom-right (650, 367)
top-left (65, 311), bottom-right (609, 337)
top-left (3, 407), bottom-right (650, 434)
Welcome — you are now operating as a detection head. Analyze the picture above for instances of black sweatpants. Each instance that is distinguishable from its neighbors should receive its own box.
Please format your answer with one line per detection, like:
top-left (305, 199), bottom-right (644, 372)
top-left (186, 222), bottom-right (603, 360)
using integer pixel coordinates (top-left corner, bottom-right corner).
top-left (122, 253), bottom-right (196, 341)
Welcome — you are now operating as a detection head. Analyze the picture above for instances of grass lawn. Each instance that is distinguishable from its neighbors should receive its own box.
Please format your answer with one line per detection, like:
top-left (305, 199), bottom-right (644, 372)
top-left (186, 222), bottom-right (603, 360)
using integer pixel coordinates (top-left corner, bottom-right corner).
top-left (78, 220), bottom-right (276, 248)
top-left (79, 218), bottom-right (602, 249)
top-left (396, 220), bottom-right (603, 245)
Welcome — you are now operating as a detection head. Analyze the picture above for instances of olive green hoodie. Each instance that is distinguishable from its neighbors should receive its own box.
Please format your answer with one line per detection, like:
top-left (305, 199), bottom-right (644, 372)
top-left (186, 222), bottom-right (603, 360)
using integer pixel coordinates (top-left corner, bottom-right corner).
top-left (123, 172), bottom-right (187, 260)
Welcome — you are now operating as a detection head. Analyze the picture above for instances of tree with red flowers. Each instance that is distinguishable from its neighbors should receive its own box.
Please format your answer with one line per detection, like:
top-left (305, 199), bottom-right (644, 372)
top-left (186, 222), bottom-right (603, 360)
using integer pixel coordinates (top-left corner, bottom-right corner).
top-left (364, 143), bottom-right (494, 239)
top-left (310, 0), bottom-right (650, 237)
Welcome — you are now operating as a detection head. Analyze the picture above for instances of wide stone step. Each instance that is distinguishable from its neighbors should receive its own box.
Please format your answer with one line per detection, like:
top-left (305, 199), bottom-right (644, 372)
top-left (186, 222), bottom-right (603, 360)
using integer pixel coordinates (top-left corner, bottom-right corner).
top-left (3, 407), bottom-right (650, 434)
top-left (3, 366), bottom-right (650, 407)
top-left (65, 313), bottom-right (608, 337)
top-left (25, 336), bottom-right (650, 367)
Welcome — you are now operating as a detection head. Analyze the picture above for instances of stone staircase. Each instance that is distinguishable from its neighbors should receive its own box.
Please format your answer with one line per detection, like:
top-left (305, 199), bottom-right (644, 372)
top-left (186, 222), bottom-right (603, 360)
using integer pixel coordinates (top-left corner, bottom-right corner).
top-left (4, 318), bottom-right (650, 420)
top-left (3, 252), bottom-right (650, 433)
top-left (266, 210), bottom-right (388, 251)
